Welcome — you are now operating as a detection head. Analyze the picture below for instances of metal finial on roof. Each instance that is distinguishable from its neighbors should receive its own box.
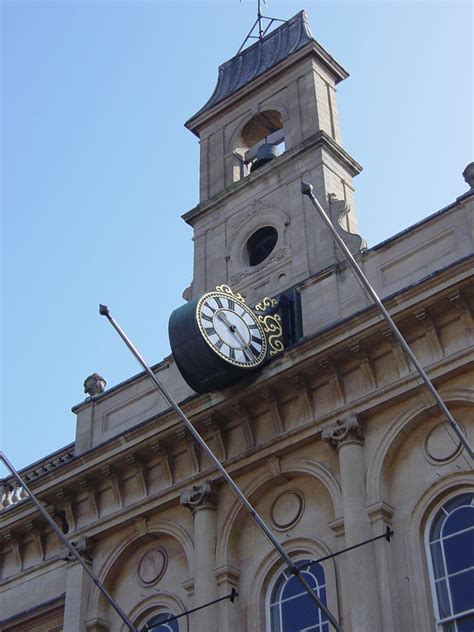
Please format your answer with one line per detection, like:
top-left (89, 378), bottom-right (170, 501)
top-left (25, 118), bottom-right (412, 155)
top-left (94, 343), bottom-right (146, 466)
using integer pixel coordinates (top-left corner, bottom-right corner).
top-left (237, 0), bottom-right (286, 55)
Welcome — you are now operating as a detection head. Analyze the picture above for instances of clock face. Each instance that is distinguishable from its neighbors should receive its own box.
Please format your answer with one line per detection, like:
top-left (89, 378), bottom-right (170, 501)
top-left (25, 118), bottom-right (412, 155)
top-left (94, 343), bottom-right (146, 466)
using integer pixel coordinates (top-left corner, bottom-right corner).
top-left (196, 291), bottom-right (267, 368)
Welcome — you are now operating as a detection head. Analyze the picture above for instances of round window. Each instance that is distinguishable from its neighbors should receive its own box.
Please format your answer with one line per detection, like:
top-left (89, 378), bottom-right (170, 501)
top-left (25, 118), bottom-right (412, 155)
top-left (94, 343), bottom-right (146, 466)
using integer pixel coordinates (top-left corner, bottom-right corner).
top-left (246, 226), bottom-right (278, 266)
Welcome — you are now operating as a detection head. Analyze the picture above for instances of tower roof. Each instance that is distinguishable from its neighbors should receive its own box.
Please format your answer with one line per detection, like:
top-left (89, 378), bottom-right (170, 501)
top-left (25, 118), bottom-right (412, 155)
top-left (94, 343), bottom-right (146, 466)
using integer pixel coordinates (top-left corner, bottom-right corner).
top-left (185, 10), bottom-right (347, 134)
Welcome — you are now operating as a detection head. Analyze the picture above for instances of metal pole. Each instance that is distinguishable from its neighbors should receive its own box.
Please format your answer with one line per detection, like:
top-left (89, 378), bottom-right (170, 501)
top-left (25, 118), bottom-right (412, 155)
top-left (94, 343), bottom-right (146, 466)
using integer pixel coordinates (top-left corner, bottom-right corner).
top-left (99, 305), bottom-right (343, 632)
top-left (0, 451), bottom-right (138, 632)
top-left (301, 180), bottom-right (473, 460)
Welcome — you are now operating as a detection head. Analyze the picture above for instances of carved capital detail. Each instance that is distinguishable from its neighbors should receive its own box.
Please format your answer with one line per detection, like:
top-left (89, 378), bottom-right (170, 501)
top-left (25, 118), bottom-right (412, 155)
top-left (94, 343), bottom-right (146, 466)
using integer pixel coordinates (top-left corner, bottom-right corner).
top-left (322, 413), bottom-right (364, 448)
top-left (60, 535), bottom-right (94, 564)
top-left (180, 480), bottom-right (217, 513)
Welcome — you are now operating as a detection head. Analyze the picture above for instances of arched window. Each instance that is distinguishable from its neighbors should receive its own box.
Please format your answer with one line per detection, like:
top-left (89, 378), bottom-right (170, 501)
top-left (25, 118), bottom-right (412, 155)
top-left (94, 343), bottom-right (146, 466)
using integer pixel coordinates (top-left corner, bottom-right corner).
top-left (232, 110), bottom-right (285, 181)
top-left (426, 492), bottom-right (474, 631)
top-left (140, 612), bottom-right (179, 632)
top-left (267, 559), bottom-right (329, 632)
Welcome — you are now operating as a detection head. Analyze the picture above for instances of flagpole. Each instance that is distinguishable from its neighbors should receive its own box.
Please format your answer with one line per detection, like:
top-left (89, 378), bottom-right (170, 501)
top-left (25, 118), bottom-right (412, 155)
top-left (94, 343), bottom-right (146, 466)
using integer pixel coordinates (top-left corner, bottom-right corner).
top-left (301, 180), bottom-right (473, 460)
top-left (99, 305), bottom-right (344, 632)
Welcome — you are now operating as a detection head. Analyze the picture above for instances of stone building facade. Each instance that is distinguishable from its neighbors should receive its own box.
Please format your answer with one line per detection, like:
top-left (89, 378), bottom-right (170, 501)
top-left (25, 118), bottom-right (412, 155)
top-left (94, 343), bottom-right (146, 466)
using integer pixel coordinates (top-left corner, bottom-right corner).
top-left (1, 11), bottom-right (473, 632)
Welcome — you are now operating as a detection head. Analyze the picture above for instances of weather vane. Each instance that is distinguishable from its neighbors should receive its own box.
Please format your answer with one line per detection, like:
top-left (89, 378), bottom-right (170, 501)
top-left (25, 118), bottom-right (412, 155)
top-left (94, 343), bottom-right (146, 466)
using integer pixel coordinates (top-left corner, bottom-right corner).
top-left (237, 0), bottom-right (285, 54)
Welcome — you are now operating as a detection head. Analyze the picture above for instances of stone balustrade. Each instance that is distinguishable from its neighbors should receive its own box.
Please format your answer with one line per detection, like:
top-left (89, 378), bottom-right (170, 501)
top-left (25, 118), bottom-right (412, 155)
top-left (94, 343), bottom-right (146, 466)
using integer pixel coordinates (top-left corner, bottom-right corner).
top-left (0, 445), bottom-right (74, 512)
top-left (0, 480), bottom-right (28, 511)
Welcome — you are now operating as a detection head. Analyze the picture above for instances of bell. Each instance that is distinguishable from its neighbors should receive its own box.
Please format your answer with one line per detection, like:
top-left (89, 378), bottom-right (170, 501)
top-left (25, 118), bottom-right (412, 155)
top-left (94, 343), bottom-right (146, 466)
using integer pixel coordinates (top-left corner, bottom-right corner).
top-left (250, 143), bottom-right (279, 172)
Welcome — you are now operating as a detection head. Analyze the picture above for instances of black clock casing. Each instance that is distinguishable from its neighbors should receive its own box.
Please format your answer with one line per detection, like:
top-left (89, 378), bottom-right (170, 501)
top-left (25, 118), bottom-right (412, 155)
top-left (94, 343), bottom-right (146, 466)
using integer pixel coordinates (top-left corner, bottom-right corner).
top-left (169, 289), bottom-right (265, 393)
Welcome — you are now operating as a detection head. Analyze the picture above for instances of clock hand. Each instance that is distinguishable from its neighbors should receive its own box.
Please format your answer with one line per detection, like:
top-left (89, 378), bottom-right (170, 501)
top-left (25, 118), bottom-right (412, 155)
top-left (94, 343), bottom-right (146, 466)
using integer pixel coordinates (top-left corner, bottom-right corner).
top-left (216, 311), bottom-right (236, 331)
top-left (216, 312), bottom-right (250, 350)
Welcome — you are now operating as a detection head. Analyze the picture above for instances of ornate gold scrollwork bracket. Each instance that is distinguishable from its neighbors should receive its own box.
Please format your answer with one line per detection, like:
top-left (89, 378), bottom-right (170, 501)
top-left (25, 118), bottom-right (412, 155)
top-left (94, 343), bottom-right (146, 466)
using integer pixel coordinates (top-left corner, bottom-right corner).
top-left (254, 297), bottom-right (284, 357)
top-left (215, 284), bottom-right (246, 304)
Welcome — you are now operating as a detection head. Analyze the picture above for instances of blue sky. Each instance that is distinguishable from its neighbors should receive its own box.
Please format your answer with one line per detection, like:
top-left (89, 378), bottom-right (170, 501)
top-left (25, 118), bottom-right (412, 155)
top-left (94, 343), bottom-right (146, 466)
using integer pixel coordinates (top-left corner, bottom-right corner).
top-left (1, 0), bottom-right (472, 474)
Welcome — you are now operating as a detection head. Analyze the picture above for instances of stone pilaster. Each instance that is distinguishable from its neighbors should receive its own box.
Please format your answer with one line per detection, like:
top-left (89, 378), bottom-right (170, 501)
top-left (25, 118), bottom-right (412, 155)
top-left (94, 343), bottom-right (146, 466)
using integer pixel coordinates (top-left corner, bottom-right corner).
top-left (181, 480), bottom-right (218, 632)
top-left (62, 537), bottom-right (94, 632)
top-left (323, 413), bottom-right (382, 632)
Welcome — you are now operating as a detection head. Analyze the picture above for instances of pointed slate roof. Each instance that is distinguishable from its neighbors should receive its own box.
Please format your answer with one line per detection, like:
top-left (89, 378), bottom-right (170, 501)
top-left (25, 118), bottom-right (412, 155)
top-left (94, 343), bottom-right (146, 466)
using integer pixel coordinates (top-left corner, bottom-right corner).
top-left (186, 10), bottom-right (346, 132)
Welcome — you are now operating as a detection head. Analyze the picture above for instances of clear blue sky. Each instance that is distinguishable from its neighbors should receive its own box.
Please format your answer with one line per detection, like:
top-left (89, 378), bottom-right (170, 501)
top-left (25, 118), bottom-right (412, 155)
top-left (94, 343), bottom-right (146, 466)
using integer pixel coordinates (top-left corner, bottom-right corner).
top-left (1, 1), bottom-right (472, 475)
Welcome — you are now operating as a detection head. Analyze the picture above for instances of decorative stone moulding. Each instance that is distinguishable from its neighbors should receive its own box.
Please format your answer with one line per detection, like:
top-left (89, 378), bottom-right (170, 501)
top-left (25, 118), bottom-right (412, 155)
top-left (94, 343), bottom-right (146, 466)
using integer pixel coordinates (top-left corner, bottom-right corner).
top-left (137, 547), bottom-right (168, 587)
top-left (270, 489), bottom-right (305, 531)
top-left (424, 421), bottom-right (465, 464)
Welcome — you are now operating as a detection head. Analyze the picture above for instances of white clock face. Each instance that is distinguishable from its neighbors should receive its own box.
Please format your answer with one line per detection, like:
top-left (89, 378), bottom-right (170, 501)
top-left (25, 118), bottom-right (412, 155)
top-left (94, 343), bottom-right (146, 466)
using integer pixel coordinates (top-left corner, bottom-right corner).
top-left (196, 291), bottom-right (267, 368)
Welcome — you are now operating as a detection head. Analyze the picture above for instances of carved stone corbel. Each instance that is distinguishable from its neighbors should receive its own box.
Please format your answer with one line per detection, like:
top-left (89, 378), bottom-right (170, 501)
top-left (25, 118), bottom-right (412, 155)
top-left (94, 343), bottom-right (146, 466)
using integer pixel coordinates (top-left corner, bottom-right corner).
top-left (328, 194), bottom-right (365, 257)
top-left (25, 520), bottom-right (45, 561)
top-left (260, 388), bottom-right (284, 434)
top-left (126, 454), bottom-right (148, 498)
top-left (177, 430), bottom-right (200, 475)
top-left (289, 374), bottom-right (313, 420)
top-left (382, 329), bottom-right (410, 377)
top-left (265, 455), bottom-right (289, 484)
top-left (4, 531), bottom-right (22, 571)
top-left (180, 480), bottom-right (217, 513)
top-left (203, 415), bottom-right (227, 462)
top-left (149, 442), bottom-right (173, 485)
top-left (350, 342), bottom-right (376, 391)
top-left (79, 478), bottom-right (99, 520)
top-left (101, 465), bottom-right (123, 509)
top-left (319, 359), bottom-right (345, 405)
top-left (415, 309), bottom-right (444, 360)
top-left (449, 291), bottom-right (473, 343)
top-left (55, 489), bottom-right (75, 533)
top-left (232, 404), bottom-right (255, 449)
top-left (322, 412), bottom-right (364, 448)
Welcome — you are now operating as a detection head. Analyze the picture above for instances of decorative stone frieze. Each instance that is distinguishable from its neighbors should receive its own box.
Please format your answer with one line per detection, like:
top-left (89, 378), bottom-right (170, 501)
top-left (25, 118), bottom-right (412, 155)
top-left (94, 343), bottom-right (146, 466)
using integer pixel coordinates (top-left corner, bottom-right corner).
top-left (322, 412), bottom-right (364, 448)
top-left (180, 480), bottom-right (217, 513)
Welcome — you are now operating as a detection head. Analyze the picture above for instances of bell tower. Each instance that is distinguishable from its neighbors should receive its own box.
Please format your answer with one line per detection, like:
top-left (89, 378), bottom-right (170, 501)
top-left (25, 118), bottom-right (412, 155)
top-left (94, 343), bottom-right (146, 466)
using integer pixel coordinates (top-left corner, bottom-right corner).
top-left (183, 10), bottom-right (364, 305)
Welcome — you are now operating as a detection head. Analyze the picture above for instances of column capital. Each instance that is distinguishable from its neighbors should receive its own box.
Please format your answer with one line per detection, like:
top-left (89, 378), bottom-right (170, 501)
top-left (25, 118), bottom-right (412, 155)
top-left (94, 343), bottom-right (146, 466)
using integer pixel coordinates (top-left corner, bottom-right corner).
top-left (322, 412), bottom-right (364, 449)
top-left (180, 479), bottom-right (217, 513)
top-left (60, 535), bottom-right (94, 564)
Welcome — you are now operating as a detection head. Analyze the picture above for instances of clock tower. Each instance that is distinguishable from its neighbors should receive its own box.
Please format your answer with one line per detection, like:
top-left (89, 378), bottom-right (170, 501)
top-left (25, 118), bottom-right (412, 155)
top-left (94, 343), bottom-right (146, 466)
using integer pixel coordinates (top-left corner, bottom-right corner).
top-left (183, 10), bottom-right (364, 306)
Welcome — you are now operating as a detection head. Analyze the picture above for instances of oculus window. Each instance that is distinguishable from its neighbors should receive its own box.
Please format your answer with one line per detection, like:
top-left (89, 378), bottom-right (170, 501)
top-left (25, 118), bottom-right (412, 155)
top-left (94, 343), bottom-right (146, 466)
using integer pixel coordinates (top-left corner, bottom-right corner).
top-left (426, 492), bottom-right (474, 631)
top-left (140, 612), bottom-right (179, 632)
top-left (246, 226), bottom-right (278, 266)
top-left (267, 559), bottom-right (329, 632)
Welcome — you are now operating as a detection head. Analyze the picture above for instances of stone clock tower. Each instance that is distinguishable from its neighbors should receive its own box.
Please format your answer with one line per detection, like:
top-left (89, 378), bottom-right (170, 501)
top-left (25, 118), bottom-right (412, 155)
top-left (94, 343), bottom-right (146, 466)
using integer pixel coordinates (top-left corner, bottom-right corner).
top-left (2, 9), bottom-right (472, 632)
top-left (183, 10), bottom-right (364, 305)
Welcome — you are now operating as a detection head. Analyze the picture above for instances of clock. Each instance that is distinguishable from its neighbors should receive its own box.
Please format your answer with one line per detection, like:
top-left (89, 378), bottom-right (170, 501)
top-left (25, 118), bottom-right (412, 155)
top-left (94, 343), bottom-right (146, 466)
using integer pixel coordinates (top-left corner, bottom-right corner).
top-left (196, 290), bottom-right (267, 368)
top-left (169, 285), bottom-right (268, 393)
